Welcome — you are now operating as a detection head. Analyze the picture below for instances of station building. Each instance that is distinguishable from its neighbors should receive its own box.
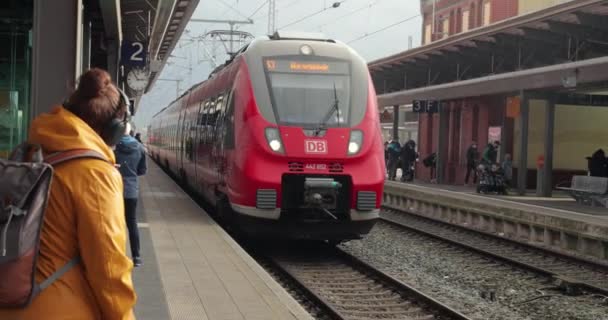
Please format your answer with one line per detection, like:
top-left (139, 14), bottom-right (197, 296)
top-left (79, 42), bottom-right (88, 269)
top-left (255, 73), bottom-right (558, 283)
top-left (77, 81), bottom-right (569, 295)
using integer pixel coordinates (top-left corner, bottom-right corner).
top-left (0, 0), bottom-right (198, 158)
top-left (371, 0), bottom-right (608, 196)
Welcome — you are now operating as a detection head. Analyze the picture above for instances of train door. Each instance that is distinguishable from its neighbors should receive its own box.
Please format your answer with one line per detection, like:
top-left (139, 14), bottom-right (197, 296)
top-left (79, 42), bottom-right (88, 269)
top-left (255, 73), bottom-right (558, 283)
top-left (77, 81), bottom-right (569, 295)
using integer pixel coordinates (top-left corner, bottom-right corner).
top-left (216, 91), bottom-right (232, 186)
top-left (211, 93), bottom-right (225, 181)
top-left (193, 101), bottom-right (204, 192)
top-left (177, 108), bottom-right (187, 175)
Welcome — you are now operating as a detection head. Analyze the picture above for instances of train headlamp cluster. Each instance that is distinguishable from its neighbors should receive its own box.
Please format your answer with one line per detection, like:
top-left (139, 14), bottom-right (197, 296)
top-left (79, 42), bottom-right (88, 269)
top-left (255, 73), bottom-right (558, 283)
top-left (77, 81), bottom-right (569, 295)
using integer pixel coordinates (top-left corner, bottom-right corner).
top-left (265, 128), bottom-right (284, 154)
top-left (348, 130), bottom-right (363, 155)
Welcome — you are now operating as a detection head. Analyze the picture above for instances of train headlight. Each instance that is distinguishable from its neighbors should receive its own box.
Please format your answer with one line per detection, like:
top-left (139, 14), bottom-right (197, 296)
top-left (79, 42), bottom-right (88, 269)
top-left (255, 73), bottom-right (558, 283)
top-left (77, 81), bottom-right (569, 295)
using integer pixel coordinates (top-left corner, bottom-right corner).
top-left (300, 45), bottom-right (313, 55)
top-left (265, 127), bottom-right (284, 154)
top-left (269, 140), bottom-right (282, 151)
top-left (348, 130), bottom-right (363, 155)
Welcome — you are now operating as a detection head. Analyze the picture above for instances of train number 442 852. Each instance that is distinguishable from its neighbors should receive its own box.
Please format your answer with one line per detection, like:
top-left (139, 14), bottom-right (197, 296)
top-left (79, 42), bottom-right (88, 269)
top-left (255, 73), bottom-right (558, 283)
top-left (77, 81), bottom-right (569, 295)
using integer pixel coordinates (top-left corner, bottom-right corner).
top-left (305, 163), bottom-right (327, 170)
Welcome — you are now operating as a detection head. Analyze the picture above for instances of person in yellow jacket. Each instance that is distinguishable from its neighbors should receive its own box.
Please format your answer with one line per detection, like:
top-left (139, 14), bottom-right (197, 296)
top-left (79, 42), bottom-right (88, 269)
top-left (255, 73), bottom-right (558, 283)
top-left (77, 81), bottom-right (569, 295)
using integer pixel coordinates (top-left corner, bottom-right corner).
top-left (0, 68), bottom-right (136, 319)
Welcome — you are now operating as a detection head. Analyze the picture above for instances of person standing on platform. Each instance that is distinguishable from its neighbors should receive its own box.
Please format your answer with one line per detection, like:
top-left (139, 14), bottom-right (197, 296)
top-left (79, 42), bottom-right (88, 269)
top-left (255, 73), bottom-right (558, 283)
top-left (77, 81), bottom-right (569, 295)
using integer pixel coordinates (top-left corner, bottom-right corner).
top-left (482, 141), bottom-right (500, 165)
top-left (502, 153), bottom-right (513, 187)
top-left (134, 132), bottom-right (142, 144)
top-left (465, 142), bottom-right (479, 185)
top-left (115, 124), bottom-right (147, 267)
top-left (0, 68), bottom-right (136, 320)
top-left (400, 140), bottom-right (418, 182)
top-left (387, 139), bottom-right (401, 181)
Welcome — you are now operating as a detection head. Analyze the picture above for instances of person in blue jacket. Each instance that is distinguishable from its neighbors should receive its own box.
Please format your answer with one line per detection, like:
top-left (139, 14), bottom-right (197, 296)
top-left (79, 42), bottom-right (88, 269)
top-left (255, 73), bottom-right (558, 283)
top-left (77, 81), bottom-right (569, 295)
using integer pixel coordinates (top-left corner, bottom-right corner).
top-left (114, 124), bottom-right (147, 267)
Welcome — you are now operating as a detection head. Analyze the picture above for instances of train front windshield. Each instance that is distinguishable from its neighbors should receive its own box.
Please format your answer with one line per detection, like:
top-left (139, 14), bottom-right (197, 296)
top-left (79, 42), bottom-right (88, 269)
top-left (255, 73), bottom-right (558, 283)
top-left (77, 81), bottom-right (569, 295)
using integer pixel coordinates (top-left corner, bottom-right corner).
top-left (264, 58), bottom-right (353, 127)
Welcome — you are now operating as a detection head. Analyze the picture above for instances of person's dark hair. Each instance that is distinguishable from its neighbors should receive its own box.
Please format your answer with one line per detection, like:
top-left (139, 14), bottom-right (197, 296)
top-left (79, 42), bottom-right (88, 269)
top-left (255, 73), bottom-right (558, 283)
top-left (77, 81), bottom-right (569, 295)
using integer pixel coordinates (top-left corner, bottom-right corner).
top-left (65, 68), bottom-right (126, 135)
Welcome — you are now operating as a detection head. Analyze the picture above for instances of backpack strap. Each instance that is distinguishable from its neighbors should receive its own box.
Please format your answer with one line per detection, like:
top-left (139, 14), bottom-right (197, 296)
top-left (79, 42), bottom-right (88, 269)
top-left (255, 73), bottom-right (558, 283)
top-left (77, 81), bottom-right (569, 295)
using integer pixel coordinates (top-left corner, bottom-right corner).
top-left (35, 149), bottom-right (108, 292)
top-left (38, 256), bottom-right (81, 291)
top-left (45, 149), bottom-right (109, 166)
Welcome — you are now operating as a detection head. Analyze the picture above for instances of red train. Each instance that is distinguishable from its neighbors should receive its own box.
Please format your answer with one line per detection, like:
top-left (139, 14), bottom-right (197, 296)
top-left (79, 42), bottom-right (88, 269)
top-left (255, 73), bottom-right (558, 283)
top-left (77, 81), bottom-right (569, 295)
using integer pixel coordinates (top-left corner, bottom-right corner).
top-left (147, 32), bottom-right (385, 241)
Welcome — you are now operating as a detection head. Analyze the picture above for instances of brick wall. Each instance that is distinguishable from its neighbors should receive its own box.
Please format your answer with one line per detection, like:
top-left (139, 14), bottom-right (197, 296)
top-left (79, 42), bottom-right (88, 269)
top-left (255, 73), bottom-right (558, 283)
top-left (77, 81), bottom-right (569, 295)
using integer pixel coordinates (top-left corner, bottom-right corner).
top-left (421, 0), bottom-right (519, 44)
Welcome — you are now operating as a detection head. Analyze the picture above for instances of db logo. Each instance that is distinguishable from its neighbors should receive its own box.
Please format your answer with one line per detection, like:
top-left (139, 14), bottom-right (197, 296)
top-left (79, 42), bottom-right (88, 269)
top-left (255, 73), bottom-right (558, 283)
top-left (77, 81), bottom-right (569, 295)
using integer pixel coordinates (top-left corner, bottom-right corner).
top-left (305, 140), bottom-right (328, 154)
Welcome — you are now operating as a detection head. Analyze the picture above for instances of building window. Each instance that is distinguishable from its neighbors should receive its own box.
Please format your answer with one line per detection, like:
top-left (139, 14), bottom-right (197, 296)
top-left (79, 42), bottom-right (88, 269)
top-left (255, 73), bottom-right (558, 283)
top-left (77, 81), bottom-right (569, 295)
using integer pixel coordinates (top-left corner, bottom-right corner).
top-left (441, 17), bottom-right (449, 39)
top-left (462, 10), bottom-right (470, 32)
top-left (483, 1), bottom-right (491, 26)
top-left (424, 23), bottom-right (432, 44)
top-left (0, 2), bottom-right (33, 158)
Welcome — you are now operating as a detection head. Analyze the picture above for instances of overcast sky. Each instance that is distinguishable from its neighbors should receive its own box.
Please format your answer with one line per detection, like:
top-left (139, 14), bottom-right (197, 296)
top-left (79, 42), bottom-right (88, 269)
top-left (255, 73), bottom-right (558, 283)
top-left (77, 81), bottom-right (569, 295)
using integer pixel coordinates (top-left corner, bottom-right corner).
top-left (133, 0), bottom-right (422, 130)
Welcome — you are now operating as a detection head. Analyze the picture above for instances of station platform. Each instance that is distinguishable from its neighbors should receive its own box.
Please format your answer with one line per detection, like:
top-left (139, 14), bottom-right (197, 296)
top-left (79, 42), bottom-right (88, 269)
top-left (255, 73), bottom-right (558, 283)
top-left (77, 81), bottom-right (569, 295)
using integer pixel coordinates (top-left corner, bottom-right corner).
top-left (383, 180), bottom-right (608, 262)
top-left (131, 160), bottom-right (313, 320)
top-left (412, 180), bottom-right (608, 216)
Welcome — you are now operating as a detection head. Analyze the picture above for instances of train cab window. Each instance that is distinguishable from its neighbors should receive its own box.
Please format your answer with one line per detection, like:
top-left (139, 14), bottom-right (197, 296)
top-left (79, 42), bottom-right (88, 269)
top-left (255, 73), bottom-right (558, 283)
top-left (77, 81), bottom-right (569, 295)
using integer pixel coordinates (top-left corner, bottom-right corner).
top-left (264, 59), bottom-right (351, 128)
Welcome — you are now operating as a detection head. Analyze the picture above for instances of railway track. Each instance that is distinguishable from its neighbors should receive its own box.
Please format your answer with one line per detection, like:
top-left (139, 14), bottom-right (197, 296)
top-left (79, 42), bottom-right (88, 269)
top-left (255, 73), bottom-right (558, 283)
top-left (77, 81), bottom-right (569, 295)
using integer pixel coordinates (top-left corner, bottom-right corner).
top-left (263, 244), bottom-right (471, 320)
top-left (381, 207), bottom-right (608, 296)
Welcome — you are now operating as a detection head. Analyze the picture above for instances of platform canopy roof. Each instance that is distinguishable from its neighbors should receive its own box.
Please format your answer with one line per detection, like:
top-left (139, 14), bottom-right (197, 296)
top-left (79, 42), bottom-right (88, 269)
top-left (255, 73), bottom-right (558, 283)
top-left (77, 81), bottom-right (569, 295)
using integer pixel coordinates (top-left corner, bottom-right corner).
top-left (369, 0), bottom-right (608, 107)
top-left (97, 0), bottom-right (198, 94)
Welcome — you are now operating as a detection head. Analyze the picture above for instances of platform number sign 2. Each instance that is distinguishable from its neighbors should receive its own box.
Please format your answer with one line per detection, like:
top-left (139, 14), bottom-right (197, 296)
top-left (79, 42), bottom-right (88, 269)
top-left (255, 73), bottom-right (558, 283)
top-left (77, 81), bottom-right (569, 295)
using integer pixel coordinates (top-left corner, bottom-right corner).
top-left (121, 41), bottom-right (147, 67)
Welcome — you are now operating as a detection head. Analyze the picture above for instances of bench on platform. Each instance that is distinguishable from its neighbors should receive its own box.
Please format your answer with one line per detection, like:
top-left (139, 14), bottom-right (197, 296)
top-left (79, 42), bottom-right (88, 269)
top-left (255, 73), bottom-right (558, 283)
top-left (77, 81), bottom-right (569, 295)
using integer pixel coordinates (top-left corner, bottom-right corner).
top-left (557, 175), bottom-right (608, 207)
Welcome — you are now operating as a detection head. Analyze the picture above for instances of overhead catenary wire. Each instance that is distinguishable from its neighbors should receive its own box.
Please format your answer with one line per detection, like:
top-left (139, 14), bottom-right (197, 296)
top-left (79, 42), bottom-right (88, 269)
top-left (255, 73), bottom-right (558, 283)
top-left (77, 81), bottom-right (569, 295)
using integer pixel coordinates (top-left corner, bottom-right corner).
top-left (317, 0), bottom-right (380, 31)
top-left (347, 13), bottom-right (420, 44)
top-left (215, 0), bottom-right (252, 20)
top-left (253, 0), bottom-right (303, 20)
top-left (278, 0), bottom-right (348, 30)
top-left (248, 0), bottom-right (269, 18)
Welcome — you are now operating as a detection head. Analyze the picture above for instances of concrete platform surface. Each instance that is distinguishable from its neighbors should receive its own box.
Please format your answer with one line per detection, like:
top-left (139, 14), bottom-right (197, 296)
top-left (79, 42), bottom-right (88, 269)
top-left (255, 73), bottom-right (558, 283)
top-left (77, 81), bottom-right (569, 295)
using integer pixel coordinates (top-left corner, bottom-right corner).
top-left (132, 160), bottom-right (313, 320)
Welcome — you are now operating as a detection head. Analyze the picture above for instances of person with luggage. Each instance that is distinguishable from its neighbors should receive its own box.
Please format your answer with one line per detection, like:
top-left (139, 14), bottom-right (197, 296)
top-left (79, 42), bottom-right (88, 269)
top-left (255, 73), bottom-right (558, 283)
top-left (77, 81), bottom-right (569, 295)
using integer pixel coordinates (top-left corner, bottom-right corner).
top-left (0, 68), bottom-right (136, 319)
top-left (115, 124), bottom-right (147, 267)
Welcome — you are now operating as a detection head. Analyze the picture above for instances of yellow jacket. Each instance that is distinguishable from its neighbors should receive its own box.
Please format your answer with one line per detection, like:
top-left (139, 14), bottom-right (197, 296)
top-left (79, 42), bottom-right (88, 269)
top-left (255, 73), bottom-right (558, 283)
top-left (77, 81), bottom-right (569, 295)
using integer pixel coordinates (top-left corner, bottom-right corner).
top-left (0, 106), bottom-right (136, 319)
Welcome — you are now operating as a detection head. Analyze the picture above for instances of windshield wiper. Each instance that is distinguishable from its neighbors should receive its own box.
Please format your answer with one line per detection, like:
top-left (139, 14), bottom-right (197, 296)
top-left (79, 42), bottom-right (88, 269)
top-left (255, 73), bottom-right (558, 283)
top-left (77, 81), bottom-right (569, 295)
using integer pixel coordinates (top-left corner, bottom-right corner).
top-left (314, 83), bottom-right (340, 136)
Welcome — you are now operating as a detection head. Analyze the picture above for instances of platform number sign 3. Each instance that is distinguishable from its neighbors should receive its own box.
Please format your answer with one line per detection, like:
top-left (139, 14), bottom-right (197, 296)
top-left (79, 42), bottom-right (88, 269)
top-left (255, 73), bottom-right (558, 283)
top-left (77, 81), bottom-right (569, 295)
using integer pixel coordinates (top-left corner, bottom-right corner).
top-left (305, 140), bottom-right (328, 154)
top-left (121, 41), bottom-right (147, 67)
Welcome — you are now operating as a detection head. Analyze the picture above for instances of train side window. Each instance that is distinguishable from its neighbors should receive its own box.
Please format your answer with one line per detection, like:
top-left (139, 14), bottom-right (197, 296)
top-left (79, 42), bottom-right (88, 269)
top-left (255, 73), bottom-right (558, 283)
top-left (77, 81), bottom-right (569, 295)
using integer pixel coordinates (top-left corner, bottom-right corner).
top-left (224, 90), bottom-right (235, 149)
top-left (206, 98), bottom-right (216, 145)
top-left (212, 94), bottom-right (225, 142)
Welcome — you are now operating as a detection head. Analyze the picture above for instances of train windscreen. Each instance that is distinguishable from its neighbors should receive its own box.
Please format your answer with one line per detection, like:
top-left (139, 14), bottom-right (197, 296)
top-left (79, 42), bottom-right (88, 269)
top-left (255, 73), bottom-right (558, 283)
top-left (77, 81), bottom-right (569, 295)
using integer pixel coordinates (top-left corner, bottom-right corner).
top-left (264, 58), bottom-right (352, 127)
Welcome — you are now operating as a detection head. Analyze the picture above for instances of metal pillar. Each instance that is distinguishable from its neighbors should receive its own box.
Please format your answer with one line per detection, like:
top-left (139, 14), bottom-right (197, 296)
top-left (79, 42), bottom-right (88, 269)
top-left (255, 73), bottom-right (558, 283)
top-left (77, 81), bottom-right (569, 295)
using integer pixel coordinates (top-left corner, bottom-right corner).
top-left (517, 92), bottom-right (530, 195)
top-left (31, 0), bottom-right (79, 118)
top-left (542, 95), bottom-right (556, 197)
top-left (392, 105), bottom-right (399, 140)
top-left (499, 96), bottom-right (507, 162)
top-left (437, 103), bottom-right (448, 184)
top-left (82, 19), bottom-right (92, 73)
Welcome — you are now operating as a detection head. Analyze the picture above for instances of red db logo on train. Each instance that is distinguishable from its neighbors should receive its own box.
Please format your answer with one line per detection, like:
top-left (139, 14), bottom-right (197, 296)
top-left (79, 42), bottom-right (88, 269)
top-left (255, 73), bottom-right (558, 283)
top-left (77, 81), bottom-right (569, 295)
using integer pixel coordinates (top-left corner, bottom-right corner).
top-left (305, 140), bottom-right (328, 154)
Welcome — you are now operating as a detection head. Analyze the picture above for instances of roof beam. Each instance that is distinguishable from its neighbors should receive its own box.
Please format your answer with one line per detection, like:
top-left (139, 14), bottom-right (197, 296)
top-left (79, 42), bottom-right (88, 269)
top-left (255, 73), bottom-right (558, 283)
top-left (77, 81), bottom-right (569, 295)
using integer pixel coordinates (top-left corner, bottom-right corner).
top-left (377, 55), bottom-right (608, 106)
top-left (520, 27), bottom-right (566, 45)
top-left (575, 12), bottom-right (608, 31)
top-left (548, 20), bottom-right (608, 41)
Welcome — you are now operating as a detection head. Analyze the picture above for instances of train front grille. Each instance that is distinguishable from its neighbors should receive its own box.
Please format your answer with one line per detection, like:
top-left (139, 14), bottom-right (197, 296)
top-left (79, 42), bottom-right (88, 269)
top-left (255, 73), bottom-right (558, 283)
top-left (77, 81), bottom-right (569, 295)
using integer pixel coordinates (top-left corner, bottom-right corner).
top-left (356, 191), bottom-right (376, 211)
top-left (256, 189), bottom-right (277, 209)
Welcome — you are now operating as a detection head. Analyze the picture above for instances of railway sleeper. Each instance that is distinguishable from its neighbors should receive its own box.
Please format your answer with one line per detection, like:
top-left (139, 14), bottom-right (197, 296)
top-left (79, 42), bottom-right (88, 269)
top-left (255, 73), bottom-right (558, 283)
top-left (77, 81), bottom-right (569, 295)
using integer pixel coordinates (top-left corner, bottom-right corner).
top-left (323, 290), bottom-right (397, 297)
top-left (340, 308), bottom-right (426, 317)
top-left (336, 301), bottom-right (413, 309)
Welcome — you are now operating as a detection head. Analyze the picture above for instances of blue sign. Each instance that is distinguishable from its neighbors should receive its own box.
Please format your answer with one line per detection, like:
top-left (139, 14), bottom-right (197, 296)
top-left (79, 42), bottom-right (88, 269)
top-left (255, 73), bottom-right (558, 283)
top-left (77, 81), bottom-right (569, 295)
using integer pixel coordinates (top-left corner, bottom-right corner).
top-left (121, 41), bottom-right (147, 67)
